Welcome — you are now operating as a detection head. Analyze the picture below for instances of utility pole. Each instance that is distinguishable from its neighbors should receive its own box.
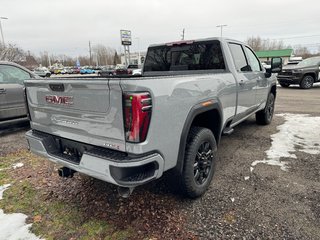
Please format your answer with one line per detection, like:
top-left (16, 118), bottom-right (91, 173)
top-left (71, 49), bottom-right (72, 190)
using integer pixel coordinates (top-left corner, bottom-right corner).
top-left (216, 24), bottom-right (227, 37)
top-left (0, 17), bottom-right (8, 46)
top-left (181, 28), bottom-right (185, 40)
top-left (89, 41), bottom-right (92, 66)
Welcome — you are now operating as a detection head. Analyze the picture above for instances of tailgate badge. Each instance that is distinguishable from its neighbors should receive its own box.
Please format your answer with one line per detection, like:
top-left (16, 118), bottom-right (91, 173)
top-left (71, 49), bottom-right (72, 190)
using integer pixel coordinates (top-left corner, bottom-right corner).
top-left (45, 95), bottom-right (74, 105)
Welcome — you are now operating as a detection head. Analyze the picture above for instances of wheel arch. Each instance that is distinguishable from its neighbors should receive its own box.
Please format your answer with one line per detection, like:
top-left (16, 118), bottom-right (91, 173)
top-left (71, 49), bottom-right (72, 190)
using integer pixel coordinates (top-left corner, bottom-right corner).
top-left (270, 83), bottom-right (277, 98)
top-left (175, 101), bottom-right (223, 173)
top-left (302, 72), bottom-right (316, 81)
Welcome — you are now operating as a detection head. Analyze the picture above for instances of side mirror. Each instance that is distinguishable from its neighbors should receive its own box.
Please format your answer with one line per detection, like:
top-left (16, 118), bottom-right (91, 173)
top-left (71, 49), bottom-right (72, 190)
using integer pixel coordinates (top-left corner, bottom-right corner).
top-left (271, 57), bottom-right (282, 73)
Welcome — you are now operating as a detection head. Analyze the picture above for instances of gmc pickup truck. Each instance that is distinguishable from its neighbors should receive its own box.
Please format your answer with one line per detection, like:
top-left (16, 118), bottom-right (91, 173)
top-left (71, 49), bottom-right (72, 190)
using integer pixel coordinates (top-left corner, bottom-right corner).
top-left (25, 38), bottom-right (282, 198)
top-left (277, 56), bottom-right (320, 89)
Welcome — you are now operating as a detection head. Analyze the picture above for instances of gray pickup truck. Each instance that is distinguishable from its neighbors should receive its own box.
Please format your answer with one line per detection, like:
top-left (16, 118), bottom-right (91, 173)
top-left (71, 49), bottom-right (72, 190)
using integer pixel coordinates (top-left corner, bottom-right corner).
top-left (25, 38), bottom-right (282, 198)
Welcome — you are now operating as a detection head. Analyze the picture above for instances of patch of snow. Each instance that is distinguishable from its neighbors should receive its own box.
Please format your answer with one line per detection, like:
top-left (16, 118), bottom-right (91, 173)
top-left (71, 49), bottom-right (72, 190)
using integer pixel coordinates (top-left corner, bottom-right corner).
top-left (12, 163), bottom-right (24, 169)
top-left (252, 113), bottom-right (320, 171)
top-left (0, 184), bottom-right (11, 200)
top-left (0, 210), bottom-right (42, 240)
top-left (0, 185), bottom-right (42, 240)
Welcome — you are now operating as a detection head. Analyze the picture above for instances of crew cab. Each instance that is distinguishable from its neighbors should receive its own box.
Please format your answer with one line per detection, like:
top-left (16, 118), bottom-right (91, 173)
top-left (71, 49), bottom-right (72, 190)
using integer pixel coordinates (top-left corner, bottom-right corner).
top-left (277, 56), bottom-right (320, 89)
top-left (24, 38), bottom-right (282, 198)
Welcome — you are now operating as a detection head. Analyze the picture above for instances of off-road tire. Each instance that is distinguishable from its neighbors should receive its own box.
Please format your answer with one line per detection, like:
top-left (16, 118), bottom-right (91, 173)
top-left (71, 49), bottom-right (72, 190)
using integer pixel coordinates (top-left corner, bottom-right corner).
top-left (256, 92), bottom-right (275, 125)
top-left (300, 75), bottom-right (314, 89)
top-left (180, 126), bottom-right (217, 198)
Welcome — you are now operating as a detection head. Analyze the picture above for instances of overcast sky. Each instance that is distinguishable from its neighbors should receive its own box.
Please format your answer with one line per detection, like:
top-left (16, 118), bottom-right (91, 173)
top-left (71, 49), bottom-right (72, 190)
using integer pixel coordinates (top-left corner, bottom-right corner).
top-left (1, 0), bottom-right (320, 57)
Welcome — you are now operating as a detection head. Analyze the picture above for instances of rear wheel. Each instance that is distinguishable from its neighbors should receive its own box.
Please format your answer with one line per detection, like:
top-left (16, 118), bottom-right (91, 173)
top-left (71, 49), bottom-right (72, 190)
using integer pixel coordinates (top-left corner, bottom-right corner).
top-left (180, 127), bottom-right (217, 198)
top-left (300, 75), bottom-right (314, 89)
top-left (279, 82), bottom-right (290, 88)
top-left (256, 92), bottom-right (275, 125)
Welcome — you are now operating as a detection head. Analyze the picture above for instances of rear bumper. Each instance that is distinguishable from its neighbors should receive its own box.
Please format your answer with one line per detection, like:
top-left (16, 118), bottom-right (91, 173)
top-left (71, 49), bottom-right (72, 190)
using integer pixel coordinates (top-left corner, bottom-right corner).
top-left (26, 130), bottom-right (164, 187)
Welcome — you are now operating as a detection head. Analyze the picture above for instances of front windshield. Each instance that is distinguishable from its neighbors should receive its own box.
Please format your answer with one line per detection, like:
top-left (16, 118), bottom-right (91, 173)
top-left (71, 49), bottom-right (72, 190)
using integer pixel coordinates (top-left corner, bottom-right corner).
top-left (297, 57), bottom-right (320, 67)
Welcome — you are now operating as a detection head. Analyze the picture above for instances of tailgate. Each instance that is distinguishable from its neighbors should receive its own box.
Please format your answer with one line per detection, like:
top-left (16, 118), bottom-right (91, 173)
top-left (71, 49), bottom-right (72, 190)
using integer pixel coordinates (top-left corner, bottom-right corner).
top-left (24, 79), bottom-right (126, 152)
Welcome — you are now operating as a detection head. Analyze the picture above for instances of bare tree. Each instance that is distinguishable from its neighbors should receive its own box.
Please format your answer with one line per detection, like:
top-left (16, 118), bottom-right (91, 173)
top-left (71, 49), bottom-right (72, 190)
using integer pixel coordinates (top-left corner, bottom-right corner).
top-left (246, 36), bottom-right (287, 51)
top-left (294, 45), bottom-right (312, 58)
top-left (113, 51), bottom-right (121, 65)
top-left (0, 43), bottom-right (26, 62)
top-left (92, 44), bottom-right (116, 66)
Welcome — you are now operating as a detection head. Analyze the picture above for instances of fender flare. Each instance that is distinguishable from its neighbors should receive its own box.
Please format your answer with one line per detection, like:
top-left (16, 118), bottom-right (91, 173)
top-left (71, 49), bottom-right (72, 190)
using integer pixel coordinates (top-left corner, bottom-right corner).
top-left (174, 101), bottom-right (223, 173)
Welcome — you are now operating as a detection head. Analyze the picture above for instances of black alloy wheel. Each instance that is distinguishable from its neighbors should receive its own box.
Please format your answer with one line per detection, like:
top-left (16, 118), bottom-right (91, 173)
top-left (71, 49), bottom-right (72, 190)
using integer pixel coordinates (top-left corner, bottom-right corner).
top-left (194, 141), bottom-right (214, 186)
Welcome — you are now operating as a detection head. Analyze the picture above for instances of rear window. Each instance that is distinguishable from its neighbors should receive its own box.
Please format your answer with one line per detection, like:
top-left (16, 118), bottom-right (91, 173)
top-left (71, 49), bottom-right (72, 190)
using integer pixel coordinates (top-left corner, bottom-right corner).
top-left (143, 40), bottom-right (225, 72)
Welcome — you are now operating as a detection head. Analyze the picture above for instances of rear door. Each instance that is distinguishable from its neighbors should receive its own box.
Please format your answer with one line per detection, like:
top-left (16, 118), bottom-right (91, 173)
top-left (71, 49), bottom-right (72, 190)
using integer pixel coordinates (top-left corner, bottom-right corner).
top-left (0, 64), bottom-right (30, 120)
top-left (228, 43), bottom-right (258, 122)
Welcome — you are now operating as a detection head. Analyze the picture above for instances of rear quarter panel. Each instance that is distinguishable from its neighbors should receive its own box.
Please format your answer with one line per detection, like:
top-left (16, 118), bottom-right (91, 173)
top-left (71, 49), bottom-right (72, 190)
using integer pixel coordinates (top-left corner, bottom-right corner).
top-left (121, 72), bottom-right (237, 171)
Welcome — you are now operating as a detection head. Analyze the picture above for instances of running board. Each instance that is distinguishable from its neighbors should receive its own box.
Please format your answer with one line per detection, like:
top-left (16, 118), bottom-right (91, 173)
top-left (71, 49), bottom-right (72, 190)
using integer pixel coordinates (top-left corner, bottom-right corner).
top-left (222, 127), bottom-right (234, 135)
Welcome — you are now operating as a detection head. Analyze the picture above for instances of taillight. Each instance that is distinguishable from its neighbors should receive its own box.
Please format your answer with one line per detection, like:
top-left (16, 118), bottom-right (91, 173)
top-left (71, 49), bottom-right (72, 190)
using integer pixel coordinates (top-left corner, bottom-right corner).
top-left (123, 92), bottom-right (152, 143)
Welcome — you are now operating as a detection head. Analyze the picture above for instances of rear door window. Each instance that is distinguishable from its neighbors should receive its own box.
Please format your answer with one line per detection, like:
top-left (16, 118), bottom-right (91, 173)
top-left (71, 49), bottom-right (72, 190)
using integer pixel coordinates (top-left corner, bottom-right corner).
top-left (144, 40), bottom-right (225, 72)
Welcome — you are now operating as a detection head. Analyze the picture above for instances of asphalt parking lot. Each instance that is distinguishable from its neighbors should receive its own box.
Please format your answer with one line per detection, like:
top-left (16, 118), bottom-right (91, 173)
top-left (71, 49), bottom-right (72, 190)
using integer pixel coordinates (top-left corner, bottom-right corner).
top-left (0, 85), bottom-right (320, 239)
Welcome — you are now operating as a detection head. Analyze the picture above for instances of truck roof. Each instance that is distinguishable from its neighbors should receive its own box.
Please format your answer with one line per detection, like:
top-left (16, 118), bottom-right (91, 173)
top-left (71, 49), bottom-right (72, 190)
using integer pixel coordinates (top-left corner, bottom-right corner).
top-left (148, 37), bottom-right (243, 48)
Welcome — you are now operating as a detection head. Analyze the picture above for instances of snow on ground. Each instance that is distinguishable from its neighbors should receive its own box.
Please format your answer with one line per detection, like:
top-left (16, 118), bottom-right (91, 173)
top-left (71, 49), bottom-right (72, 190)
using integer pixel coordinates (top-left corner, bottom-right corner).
top-left (0, 184), bottom-right (11, 200)
top-left (0, 184), bottom-right (42, 240)
top-left (12, 163), bottom-right (24, 169)
top-left (252, 113), bottom-right (320, 171)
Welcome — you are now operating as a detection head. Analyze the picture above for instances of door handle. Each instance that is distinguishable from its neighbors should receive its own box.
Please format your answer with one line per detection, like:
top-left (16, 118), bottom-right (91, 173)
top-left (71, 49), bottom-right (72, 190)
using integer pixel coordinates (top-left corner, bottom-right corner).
top-left (239, 80), bottom-right (245, 86)
top-left (0, 88), bottom-right (6, 94)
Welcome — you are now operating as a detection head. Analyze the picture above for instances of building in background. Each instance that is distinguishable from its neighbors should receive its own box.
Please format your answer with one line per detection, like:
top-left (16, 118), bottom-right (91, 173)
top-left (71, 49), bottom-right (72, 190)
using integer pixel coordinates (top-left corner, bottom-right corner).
top-left (120, 52), bottom-right (146, 66)
top-left (255, 49), bottom-right (294, 65)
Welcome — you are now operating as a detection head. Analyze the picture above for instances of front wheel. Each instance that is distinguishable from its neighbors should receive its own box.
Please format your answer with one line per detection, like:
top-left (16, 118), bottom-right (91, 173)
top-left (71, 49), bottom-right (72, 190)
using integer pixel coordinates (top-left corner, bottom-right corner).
top-left (256, 92), bottom-right (275, 125)
top-left (180, 127), bottom-right (217, 198)
top-left (300, 75), bottom-right (314, 89)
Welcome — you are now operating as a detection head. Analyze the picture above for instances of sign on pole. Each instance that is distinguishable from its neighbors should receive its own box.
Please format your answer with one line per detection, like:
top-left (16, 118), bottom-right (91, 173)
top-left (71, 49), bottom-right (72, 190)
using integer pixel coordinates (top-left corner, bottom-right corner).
top-left (120, 30), bottom-right (132, 46)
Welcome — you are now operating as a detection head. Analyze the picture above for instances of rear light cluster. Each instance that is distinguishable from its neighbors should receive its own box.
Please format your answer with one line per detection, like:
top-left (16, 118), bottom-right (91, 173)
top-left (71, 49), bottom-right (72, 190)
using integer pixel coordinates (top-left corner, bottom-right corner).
top-left (123, 92), bottom-right (152, 143)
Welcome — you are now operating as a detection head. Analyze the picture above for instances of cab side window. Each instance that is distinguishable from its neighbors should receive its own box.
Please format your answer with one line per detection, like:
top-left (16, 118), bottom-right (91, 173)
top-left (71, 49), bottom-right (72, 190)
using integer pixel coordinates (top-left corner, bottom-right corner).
top-left (0, 65), bottom-right (31, 84)
top-left (245, 47), bottom-right (261, 72)
top-left (228, 43), bottom-right (251, 72)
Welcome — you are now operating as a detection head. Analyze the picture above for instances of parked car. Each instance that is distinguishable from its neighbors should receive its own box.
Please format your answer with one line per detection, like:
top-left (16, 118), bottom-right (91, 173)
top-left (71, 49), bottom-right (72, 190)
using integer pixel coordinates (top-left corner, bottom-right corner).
top-left (277, 56), bottom-right (320, 89)
top-left (98, 66), bottom-right (115, 76)
top-left (72, 67), bottom-right (80, 74)
top-left (33, 67), bottom-right (51, 78)
top-left (25, 37), bottom-right (281, 198)
top-left (0, 61), bottom-right (38, 122)
top-left (64, 67), bottom-right (73, 74)
top-left (113, 65), bottom-right (129, 76)
top-left (132, 68), bottom-right (142, 76)
top-left (80, 68), bottom-right (95, 74)
top-left (53, 68), bottom-right (62, 74)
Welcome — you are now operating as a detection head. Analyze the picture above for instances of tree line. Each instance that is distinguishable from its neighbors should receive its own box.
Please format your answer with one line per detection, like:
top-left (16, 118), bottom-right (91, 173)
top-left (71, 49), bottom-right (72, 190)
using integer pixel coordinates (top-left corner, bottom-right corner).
top-left (0, 43), bottom-right (121, 69)
top-left (245, 36), bottom-right (320, 59)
